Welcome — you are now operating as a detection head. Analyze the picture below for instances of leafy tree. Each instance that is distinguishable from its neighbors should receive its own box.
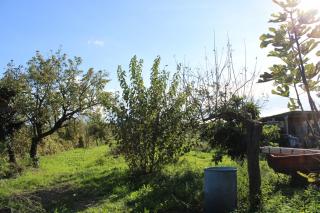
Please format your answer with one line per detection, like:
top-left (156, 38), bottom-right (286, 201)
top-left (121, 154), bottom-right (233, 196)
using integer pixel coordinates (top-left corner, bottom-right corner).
top-left (202, 96), bottom-right (260, 163)
top-left (206, 96), bottom-right (262, 209)
top-left (0, 87), bottom-right (23, 164)
top-left (182, 40), bottom-right (262, 210)
top-left (61, 118), bottom-right (89, 148)
top-left (259, 0), bottom-right (320, 138)
top-left (2, 51), bottom-right (110, 165)
top-left (87, 111), bottom-right (111, 145)
top-left (111, 56), bottom-right (196, 174)
top-left (0, 66), bottom-right (25, 164)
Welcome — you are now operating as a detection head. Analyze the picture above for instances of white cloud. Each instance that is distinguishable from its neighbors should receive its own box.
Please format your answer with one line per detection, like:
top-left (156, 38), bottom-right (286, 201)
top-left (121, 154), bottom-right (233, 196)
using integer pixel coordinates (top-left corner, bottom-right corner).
top-left (87, 39), bottom-right (105, 47)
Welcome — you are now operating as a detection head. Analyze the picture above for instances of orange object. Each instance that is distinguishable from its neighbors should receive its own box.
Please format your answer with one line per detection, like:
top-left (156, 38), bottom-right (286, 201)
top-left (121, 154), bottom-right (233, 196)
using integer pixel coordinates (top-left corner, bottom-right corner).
top-left (266, 153), bottom-right (320, 175)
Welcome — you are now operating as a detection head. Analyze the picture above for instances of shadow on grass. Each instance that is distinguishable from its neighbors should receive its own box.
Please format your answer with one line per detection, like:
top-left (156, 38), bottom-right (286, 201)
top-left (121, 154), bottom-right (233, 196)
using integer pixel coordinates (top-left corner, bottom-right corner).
top-left (29, 168), bottom-right (133, 212)
top-left (272, 174), bottom-right (307, 198)
top-left (127, 170), bottom-right (204, 213)
top-left (3, 168), bottom-right (204, 212)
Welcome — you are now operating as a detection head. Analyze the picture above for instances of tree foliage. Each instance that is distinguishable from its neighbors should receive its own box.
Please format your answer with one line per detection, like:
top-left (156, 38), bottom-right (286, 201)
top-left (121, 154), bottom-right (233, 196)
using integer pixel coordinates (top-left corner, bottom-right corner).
top-left (181, 39), bottom-right (262, 210)
top-left (111, 56), bottom-right (196, 174)
top-left (261, 124), bottom-right (281, 146)
top-left (181, 40), bottom-right (261, 161)
top-left (259, 0), bottom-right (320, 137)
top-left (0, 87), bottom-right (20, 141)
top-left (0, 72), bottom-right (25, 163)
top-left (202, 96), bottom-right (260, 163)
top-left (1, 50), bottom-right (110, 164)
top-left (87, 111), bottom-right (112, 145)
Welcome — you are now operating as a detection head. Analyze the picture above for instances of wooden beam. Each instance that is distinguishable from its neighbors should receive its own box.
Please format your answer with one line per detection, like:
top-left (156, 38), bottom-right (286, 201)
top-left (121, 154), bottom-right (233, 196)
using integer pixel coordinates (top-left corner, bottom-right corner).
top-left (260, 146), bottom-right (320, 155)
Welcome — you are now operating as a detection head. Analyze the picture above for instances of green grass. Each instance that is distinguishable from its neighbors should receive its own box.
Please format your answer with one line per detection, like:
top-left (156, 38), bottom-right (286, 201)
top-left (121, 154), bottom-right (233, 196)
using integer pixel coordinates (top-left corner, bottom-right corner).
top-left (1, 146), bottom-right (320, 212)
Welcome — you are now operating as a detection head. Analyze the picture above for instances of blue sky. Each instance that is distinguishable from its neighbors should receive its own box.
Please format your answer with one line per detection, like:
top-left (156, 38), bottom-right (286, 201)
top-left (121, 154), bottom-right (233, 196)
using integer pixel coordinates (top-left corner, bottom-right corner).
top-left (0, 0), bottom-right (300, 116)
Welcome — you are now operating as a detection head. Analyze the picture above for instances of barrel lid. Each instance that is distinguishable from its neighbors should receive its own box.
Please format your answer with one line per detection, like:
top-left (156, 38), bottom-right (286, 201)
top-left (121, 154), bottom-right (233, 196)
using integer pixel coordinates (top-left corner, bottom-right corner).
top-left (204, 167), bottom-right (237, 172)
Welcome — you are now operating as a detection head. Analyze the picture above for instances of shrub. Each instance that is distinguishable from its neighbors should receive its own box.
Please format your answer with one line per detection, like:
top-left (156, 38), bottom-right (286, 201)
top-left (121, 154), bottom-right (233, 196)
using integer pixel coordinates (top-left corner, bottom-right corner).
top-left (261, 124), bottom-right (281, 146)
top-left (111, 56), bottom-right (196, 174)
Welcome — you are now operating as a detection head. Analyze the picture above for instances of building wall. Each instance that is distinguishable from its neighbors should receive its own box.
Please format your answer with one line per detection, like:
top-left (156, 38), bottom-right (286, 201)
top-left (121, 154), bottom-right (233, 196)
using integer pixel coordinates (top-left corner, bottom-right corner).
top-left (288, 117), bottom-right (308, 147)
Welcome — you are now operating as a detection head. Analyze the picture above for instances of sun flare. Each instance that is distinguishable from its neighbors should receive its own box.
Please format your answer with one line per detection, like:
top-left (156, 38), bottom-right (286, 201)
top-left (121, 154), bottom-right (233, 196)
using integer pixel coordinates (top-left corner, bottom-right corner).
top-left (299, 0), bottom-right (320, 11)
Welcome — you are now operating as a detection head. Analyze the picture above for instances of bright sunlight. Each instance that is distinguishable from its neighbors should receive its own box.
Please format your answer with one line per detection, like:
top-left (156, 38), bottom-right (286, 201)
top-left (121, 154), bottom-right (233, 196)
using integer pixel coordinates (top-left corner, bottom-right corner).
top-left (299, 0), bottom-right (320, 11)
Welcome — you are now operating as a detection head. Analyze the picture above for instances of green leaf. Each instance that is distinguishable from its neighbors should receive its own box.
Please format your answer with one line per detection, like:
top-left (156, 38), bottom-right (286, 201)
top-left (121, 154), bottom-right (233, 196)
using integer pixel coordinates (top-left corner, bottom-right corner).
top-left (300, 39), bottom-right (319, 55)
top-left (258, 72), bottom-right (273, 83)
top-left (271, 85), bottom-right (289, 97)
top-left (305, 64), bottom-right (318, 79)
top-left (288, 98), bottom-right (299, 111)
top-left (260, 40), bottom-right (274, 48)
top-left (297, 171), bottom-right (320, 183)
top-left (269, 27), bottom-right (276, 33)
top-left (269, 12), bottom-right (287, 23)
top-left (263, 0), bottom-right (320, 113)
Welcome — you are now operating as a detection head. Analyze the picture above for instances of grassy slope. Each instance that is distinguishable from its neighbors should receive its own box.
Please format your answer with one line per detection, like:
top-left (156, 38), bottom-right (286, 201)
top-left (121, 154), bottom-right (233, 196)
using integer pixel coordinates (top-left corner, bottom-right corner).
top-left (0, 146), bottom-right (320, 212)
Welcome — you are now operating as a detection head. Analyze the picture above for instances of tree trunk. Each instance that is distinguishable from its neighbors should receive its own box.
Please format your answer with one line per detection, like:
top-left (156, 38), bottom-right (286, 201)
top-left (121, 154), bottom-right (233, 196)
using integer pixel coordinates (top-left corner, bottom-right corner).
top-left (30, 137), bottom-right (40, 167)
top-left (292, 27), bottom-right (320, 135)
top-left (245, 120), bottom-right (262, 211)
top-left (7, 142), bottom-right (16, 164)
top-left (78, 136), bottom-right (85, 148)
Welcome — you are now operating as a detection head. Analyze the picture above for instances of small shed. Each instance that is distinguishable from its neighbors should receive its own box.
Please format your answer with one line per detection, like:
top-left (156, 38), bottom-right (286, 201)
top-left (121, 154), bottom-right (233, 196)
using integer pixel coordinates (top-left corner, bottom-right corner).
top-left (260, 111), bottom-right (319, 148)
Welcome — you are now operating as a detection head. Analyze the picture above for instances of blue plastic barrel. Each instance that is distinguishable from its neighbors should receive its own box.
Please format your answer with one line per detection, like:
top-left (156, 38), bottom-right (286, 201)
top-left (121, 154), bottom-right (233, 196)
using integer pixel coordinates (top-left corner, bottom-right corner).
top-left (204, 167), bottom-right (237, 213)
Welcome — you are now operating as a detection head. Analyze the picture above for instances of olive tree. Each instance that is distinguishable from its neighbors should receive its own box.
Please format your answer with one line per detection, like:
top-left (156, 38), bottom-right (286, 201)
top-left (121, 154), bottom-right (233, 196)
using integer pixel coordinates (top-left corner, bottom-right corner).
top-left (111, 56), bottom-right (196, 174)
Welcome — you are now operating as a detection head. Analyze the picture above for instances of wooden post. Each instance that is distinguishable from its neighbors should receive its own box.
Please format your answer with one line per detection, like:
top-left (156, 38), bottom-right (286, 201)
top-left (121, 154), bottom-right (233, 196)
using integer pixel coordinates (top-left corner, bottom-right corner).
top-left (245, 120), bottom-right (262, 210)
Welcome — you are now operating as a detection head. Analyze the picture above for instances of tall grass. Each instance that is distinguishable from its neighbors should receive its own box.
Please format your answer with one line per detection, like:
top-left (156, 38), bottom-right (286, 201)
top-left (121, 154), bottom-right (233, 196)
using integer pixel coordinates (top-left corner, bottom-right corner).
top-left (0, 146), bottom-right (319, 212)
